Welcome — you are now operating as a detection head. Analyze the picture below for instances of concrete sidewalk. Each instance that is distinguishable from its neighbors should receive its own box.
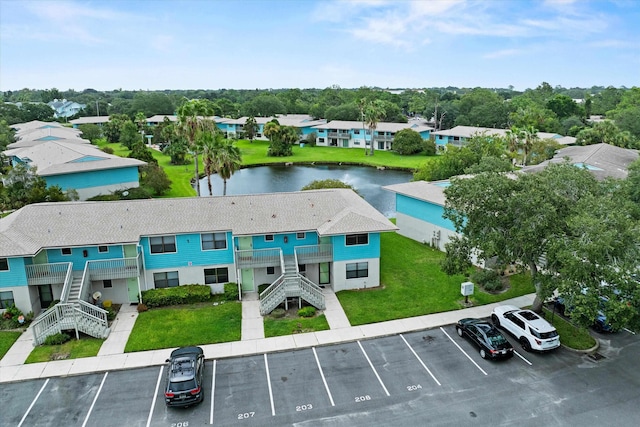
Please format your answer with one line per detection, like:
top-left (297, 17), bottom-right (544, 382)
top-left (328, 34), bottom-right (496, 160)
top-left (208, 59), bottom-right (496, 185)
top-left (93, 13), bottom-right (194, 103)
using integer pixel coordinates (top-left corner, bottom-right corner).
top-left (0, 289), bottom-right (535, 384)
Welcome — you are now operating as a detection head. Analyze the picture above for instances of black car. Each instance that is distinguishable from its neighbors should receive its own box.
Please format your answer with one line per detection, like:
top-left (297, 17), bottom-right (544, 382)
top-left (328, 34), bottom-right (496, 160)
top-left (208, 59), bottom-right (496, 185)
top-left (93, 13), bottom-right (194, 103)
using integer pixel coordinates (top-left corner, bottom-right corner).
top-left (164, 346), bottom-right (205, 407)
top-left (456, 318), bottom-right (514, 360)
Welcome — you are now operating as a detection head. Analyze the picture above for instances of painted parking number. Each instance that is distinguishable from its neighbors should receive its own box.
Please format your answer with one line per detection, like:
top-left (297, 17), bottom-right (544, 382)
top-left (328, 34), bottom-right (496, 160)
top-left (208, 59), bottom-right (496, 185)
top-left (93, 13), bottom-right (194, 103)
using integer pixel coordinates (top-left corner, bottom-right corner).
top-left (296, 404), bottom-right (313, 411)
top-left (355, 395), bottom-right (371, 402)
top-left (171, 423), bottom-right (188, 427)
top-left (407, 384), bottom-right (422, 391)
top-left (237, 412), bottom-right (255, 420)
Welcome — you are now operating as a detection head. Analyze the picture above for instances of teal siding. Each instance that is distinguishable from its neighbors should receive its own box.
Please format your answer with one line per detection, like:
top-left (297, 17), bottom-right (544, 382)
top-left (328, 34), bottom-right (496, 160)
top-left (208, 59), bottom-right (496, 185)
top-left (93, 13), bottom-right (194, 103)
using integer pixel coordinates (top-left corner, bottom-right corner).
top-left (0, 258), bottom-right (28, 288)
top-left (45, 166), bottom-right (139, 190)
top-left (47, 245), bottom-right (125, 270)
top-left (396, 194), bottom-right (456, 231)
top-left (332, 233), bottom-right (380, 261)
top-left (252, 232), bottom-right (317, 256)
top-left (141, 232), bottom-right (234, 269)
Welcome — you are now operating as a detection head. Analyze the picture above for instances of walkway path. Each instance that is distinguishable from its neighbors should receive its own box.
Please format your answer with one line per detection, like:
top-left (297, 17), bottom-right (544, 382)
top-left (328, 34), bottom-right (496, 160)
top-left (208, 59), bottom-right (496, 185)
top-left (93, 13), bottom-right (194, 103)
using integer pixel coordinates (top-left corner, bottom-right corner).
top-left (0, 290), bottom-right (535, 384)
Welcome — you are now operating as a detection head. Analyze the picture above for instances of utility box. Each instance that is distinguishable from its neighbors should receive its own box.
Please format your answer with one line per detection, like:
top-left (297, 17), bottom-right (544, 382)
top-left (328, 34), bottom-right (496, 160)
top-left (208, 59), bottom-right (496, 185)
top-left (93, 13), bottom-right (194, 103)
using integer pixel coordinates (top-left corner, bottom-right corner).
top-left (461, 282), bottom-right (474, 296)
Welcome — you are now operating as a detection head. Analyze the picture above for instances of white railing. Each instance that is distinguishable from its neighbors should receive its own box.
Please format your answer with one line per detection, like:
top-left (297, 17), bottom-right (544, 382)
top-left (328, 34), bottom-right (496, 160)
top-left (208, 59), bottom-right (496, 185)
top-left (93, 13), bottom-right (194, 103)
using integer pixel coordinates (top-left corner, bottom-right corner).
top-left (59, 263), bottom-right (74, 302)
top-left (31, 301), bottom-right (109, 345)
top-left (86, 254), bottom-right (141, 281)
top-left (295, 244), bottom-right (333, 264)
top-left (77, 300), bottom-right (108, 332)
top-left (79, 266), bottom-right (92, 303)
top-left (300, 276), bottom-right (325, 309)
top-left (236, 248), bottom-right (282, 269)
top-left (25, 262), bottom-right (72, 286)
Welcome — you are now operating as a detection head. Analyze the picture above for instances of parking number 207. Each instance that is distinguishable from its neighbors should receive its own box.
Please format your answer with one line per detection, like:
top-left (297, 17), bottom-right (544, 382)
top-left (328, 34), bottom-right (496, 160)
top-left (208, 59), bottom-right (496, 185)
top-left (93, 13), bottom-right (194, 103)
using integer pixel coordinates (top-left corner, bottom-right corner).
top-left (237, 412), bottom-right (255, 419)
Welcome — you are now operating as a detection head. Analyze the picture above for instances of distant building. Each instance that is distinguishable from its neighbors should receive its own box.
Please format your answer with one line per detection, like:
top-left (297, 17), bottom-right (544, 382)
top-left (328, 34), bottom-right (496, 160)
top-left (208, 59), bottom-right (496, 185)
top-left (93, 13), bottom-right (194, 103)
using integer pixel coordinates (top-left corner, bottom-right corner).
top-left (47, 99), bottom-right (86, 118)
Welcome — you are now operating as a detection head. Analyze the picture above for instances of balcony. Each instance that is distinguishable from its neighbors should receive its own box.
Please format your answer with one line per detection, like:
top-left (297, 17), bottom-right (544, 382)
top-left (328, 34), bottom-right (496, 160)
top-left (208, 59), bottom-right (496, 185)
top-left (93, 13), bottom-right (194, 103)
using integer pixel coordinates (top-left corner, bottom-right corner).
top-left (374, 134), bottom-right (394, 141)
top-left (328, 131), bottom-right (351, 139)
top-left (295, 244), bottom-right (333, 264)
top-left (236, 248), bottom-right (281, 269)
top-left (25, 262), bottom-right (72, 286)
top-left (86, 254), bottom-right (142, 281)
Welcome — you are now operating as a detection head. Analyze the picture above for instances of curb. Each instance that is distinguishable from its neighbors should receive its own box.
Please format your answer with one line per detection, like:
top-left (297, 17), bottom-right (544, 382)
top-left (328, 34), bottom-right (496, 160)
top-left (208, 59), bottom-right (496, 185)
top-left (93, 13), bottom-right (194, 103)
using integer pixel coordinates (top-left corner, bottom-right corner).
top-left (560, 337), bottom-right (600, 354)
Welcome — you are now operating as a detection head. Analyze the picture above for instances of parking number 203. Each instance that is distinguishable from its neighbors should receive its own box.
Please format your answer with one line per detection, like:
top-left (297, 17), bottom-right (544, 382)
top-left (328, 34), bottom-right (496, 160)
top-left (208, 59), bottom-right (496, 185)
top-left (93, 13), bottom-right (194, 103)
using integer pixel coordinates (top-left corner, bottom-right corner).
top-left (296, 404), bottom-right (313, 411)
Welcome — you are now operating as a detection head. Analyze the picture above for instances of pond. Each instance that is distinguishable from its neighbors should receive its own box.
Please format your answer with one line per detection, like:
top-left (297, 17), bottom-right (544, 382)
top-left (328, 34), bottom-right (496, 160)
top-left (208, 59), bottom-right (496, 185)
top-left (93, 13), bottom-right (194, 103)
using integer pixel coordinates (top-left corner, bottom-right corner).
top-left (197, 164), bottom-right (413, 217)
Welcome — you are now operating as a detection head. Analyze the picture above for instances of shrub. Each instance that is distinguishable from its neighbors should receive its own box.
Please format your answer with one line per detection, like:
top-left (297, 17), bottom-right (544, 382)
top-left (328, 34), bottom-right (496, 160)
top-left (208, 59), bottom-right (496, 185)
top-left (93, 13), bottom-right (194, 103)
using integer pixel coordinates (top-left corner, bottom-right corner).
top-left (141, 284), bottom-right (212, 308)
top-left (271, 308), bottom-right (286, 318)
top-left (223, 283), bottom-right (239, 301)
top-left (2, 304), bottom-right (22, 320)
top-left (101, 146), bottom-right (114, 154)
top-left (44, 333), bottom-right (71, 346)
top-left (470, 269), bottom-right (504, 292)
top-left (105, 306), bottom-right (117, 321)
top-left (137, 303), bottom-right (148, 313)
top-left (298, 306), bottom-right (316, 318)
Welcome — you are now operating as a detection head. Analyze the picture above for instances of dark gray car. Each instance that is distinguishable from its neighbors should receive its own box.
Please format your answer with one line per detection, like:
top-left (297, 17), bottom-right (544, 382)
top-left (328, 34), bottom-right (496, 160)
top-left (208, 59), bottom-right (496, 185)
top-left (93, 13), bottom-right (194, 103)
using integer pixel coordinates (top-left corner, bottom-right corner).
top-left (164, 346), bottom-right (205, 407)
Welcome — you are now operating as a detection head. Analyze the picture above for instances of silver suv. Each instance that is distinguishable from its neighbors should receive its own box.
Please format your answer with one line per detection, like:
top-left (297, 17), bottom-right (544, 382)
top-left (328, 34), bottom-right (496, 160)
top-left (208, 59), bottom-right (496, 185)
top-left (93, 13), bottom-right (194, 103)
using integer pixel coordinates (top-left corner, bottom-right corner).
top-left (491, 305), bottom-right (560, 352)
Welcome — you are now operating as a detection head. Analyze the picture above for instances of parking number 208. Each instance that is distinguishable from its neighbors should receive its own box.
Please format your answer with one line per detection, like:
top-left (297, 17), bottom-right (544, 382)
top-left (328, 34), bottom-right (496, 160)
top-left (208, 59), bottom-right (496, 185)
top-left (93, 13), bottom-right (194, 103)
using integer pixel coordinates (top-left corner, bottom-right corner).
top-left (171, 423), bottom-right (188, 427)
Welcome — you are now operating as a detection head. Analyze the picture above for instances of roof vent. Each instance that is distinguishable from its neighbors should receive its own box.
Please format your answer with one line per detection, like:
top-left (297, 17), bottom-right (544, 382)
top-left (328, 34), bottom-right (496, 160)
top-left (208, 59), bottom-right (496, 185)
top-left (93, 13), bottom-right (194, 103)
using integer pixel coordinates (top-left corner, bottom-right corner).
top-left (272, 214), bottom-right (276, 218)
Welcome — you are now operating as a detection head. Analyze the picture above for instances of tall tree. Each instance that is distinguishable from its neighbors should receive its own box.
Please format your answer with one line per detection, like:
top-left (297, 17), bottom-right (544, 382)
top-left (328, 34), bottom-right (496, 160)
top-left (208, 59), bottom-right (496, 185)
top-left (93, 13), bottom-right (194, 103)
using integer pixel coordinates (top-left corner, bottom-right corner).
top-left (244, 116), bottom-right (259, 143)
top-left (519, 125), bottom-right (538, 165)
top-left (364, 100), bottom-right (386, 156)
top-left (213, 139), bottom-right (242, 196)
top-left (177, 99), bottom-right (216, 197)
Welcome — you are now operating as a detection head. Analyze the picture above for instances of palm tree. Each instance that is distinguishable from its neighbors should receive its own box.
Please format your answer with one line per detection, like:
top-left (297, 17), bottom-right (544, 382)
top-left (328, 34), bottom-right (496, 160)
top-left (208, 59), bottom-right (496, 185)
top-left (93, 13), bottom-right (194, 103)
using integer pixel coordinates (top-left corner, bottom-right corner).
top-left (244, 116), bottom-right (259, 143)
top-left (213, 139), bottom-right (242, 196)
top-left (359, 98), bottom-right (368, 155)
top-left (520, 125), bottom-right (538, 166)
top-left (200, 130), bottom-right (223, 196)
top-left (504, 126), bottom-right (521, 165)
top-left (365, 100), bottom-right (386, 156)
top-left (134, 112), bottom-right (147, 145)
top-left (177, 99), bottom-right (215, 196)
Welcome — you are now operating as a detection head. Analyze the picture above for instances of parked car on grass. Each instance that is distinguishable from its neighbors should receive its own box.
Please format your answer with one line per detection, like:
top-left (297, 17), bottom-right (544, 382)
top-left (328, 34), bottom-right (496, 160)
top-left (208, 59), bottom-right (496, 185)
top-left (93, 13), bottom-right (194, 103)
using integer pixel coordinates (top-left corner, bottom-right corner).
top-left (456, 318), bottom-right (514, 360)
top-left (491, 305), bottom-right (560, 352)
top-left (164, 346), bottom-right (205, 407)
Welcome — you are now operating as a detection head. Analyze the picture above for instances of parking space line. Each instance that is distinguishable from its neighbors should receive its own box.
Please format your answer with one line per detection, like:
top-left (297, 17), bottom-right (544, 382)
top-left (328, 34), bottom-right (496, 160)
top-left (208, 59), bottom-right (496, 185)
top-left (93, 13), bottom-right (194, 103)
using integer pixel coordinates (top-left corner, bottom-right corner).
top-left (210, 360), bottom-right (217, 425)
top-left (17, 378), bottom-right (49, 427)
top-left (264, 354), bottom-right (275, 416)
top-left (357, 340), bottom-right (390, 397)
top-left (623, 328), bottom-right (636, 335)
top-left (440, 327), bottom-right (488, 376)
top-left (146, 366), bottom-right (163, 427)
top-left (82, 372), bottom-right (108, 427)
top-left (400, 334), bottom-right (441, 386)
top-left (312, 347), bottom-right (335, 406)
top-left (513, 350), bottom-right (533, 366)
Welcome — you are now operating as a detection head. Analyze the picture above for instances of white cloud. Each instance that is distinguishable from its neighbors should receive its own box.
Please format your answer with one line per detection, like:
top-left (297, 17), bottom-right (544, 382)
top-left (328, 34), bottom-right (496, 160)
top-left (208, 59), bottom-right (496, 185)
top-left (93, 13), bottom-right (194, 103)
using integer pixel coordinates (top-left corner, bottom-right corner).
top-left (483, 49), bottom-right (523, 59)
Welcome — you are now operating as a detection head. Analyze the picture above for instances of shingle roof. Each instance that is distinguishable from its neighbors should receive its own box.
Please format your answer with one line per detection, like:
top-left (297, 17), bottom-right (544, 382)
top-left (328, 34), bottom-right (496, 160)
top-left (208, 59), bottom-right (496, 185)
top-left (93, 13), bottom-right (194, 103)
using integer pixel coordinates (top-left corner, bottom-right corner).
top-left (70, 116), bottom-right (112, 125)
top-left (383, 181), bottom-right (447, 206)
top-left (312, 120), bottom-right (433, 133)
top-left (15, 127), bottom-right (84, 142)
top-left (6, 141), bottom-right (146, 176)
top-left (520, 143), bottom-right (639, 180)
top-left (0, 189), bottom-right (397, 257)
top-left (431, 125), bottom-right (569, 141)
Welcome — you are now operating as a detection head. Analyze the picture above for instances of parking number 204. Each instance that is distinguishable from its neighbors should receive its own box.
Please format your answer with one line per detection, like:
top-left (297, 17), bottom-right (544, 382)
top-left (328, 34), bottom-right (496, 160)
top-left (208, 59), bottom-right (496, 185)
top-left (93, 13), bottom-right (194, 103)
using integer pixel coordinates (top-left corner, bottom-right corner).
top-left (407, 384), bottom-right (422, 391)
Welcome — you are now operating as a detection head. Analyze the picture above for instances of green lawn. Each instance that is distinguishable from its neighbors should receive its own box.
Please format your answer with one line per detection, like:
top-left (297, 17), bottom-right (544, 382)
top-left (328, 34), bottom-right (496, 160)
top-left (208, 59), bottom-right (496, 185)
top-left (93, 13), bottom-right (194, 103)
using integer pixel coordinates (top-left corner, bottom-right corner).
top-left (338, 232), bottom-right (536, 326)
top-left (542, 308), bottom-right (597, 350)
top-left (25, 337), bottom-right (103, 364)
top-left (0, 331), bottom-right (22, 360)
top-left (264, 314), bottom-right (330, 338)
top-left (97, 138), bottom-right (434, 198)
top-left (124, 302), bottom-right (241, 352)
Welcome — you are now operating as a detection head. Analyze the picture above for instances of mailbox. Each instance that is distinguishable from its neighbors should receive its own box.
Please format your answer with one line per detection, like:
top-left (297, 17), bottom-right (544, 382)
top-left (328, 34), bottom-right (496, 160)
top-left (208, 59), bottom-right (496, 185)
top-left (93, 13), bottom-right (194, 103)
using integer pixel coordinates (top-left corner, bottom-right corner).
top-left (461, 281), bottom-right (474, 296)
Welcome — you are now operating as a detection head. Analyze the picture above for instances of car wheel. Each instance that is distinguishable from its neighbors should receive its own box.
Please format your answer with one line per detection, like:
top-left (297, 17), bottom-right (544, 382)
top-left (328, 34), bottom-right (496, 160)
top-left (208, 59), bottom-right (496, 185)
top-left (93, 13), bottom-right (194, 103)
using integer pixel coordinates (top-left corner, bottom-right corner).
top-left (593, 322), bottom-right (603, 333)
top-left (456, 326), bottom-right (463, 337)
top-left (519, 337), bottom-right (531, 352)
top-left (491, 314), bottom-right (500, 328)
top-left (479, 349), bottom-right (487, 359)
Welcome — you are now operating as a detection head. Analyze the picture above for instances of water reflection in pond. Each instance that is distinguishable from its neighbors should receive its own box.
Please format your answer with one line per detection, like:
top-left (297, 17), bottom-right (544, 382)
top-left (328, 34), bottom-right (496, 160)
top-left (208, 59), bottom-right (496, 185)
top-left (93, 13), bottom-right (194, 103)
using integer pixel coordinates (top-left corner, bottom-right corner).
top-left (198, 164), bottom-right (412, 217)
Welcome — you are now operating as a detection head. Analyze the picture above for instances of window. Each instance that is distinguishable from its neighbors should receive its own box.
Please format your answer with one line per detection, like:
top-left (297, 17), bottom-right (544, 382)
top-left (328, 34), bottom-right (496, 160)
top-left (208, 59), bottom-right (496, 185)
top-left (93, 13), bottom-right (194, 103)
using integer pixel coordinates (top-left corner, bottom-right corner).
top-left (154, 271), bottom-right (179, 288)
top-left (98, 246), bottom-right (108, 253)
top-left (61, 248), bottom-right (72, 255)
top-left (296, 232), bottom-right (305, 239)
top-left (103, 280), bottom-right (112, 288)
top-left (298, 264), bottom-right (306, 273)
top-left (0, 258), bottom-right (8, 271)
top-left (204, 267), bottom-right (229, 284)
top-left (318, 138), bottom-right (325, 143)
top-left (150, 236), bottom-right (176, 254)
top-left (354, 129), bottom-right (360, 135)
top-left (201, 233), bottom-right (227, 250)
top-left (0, 291), bottom-right (14, 308)
top-left (264, 235), bottom-right (274, 242)
top-left (346, 234), bottom-right (368, 246)
top-left (453, 136), bottom-right (460, 141)
top-left (267, 266), bottom-right (275, 275)
top-left (354, 141), bottom-right (360, 145)
top-left (346, 262), bottom-right (368, 279)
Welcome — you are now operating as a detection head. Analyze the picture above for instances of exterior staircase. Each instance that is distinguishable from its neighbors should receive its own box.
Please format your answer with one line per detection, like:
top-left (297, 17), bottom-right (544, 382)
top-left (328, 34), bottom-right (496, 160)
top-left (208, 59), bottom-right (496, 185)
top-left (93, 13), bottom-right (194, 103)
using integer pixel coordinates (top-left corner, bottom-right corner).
top-left (31, 265), bottom-right (110, 346)
top-left (259, 255), bottom-right (325, 315)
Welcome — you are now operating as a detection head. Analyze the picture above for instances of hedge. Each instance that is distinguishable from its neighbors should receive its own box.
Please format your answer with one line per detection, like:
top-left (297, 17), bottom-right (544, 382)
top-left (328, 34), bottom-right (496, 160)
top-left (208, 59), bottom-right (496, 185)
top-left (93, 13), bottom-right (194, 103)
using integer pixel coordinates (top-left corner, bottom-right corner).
top-left (141, 284), bottom-right (212, 308)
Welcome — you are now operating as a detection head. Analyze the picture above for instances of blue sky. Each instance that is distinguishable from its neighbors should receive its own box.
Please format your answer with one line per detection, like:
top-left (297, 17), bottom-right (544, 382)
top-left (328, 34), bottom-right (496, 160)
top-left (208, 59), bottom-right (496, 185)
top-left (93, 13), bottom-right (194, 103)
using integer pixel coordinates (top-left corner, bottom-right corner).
top-left (1, 0), bottom-right (638, 91)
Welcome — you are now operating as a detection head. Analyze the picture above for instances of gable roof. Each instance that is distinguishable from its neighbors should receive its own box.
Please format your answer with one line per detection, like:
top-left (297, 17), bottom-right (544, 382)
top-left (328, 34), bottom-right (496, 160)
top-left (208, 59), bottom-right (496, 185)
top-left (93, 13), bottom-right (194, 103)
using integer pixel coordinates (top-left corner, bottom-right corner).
top-left (70, 116), bottom-right (112, 125)
top-left (431, 125), bottom-right (574, 144)
top-left (383, 181), bottom-right (448, 206)
top-left (313, 120), bottom-right (434, 133)
top-left (0, 189), bottom-right (397, 257)
top-left (6, 141), bottom-right (146, 176)
top-left (520, 143), bottom-right (639, 180)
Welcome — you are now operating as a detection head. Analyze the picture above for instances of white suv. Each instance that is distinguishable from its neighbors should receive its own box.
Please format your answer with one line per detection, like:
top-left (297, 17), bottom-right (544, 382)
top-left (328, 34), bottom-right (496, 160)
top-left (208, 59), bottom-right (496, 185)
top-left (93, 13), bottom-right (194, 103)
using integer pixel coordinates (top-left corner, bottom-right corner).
top-left (491, 305), bottom-right (560, 352)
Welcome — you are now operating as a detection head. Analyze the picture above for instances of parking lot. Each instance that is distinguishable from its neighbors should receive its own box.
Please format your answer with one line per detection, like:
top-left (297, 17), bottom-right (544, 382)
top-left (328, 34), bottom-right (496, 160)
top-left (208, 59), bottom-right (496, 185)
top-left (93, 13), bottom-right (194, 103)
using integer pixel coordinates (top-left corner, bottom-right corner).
top-left (2, 323), bottom-right (638, 427)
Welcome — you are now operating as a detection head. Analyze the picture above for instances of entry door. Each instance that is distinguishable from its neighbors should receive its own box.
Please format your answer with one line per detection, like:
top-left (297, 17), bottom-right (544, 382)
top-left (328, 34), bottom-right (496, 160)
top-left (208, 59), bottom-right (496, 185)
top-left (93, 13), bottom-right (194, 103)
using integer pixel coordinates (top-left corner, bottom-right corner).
top-left (124, 245), bottom-right (140, 302)
top-left (238, 237), bottom-right (254, 292)
top-left (38, 284), bottom-right (54, 309)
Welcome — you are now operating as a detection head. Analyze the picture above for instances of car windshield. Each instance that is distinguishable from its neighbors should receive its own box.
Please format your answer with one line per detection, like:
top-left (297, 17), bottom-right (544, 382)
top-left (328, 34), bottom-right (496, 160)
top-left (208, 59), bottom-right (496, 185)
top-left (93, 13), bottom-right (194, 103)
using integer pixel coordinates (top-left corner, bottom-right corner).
top-left (487, 331), bottom-right (508, 345)
top-left (530, 329), bottom-right (558, 339)
top-left (168, 379), bottom-right (196, 392)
